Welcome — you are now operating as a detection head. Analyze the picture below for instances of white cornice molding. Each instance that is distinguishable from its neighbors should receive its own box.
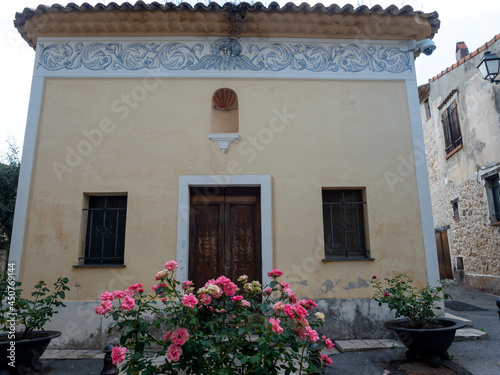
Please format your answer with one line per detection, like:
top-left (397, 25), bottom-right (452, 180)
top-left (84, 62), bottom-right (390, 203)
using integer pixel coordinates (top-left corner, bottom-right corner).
top-left (35, 36), bottom-right (415, 80)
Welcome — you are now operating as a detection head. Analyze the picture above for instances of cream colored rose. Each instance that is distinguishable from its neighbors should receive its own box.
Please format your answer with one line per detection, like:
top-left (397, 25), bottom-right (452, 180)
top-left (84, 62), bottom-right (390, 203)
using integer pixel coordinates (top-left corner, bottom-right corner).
top-left (315, 312), bottom-right (325, 322)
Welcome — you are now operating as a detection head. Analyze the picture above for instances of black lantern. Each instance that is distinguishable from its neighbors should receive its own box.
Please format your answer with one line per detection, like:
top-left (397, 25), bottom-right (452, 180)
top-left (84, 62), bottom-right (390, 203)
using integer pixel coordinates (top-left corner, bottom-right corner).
top-left (477, 51), bottom-right (500, 83)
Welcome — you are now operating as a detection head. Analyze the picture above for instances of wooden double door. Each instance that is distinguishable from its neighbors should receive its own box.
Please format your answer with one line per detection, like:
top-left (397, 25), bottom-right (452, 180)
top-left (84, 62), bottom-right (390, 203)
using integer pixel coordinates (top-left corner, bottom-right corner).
top-left (189, 187), bottom-right (262, 289)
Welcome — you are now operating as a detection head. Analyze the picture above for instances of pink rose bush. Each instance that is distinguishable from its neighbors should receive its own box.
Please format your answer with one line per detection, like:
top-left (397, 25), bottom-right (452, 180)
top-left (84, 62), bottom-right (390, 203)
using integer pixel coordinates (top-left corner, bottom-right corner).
top-left (95, 260), bottom-right (334, 374)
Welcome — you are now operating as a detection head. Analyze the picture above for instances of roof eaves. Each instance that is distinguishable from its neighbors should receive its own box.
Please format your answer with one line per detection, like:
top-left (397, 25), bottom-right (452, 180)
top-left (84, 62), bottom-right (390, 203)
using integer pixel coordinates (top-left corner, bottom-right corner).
top-left (14, 1), bottom-right (440, 49)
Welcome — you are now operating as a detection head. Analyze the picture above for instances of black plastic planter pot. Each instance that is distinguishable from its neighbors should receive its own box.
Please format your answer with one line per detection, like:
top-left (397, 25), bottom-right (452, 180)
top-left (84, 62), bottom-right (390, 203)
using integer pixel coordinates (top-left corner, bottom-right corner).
top-left (0, 331), bottom-right (61, 373)
top-left (384, 318), bottom-right (466, 368)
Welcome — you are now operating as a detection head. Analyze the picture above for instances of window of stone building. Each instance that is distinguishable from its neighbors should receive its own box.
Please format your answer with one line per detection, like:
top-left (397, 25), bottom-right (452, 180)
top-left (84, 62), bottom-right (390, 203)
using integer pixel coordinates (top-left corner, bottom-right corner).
top-left (441, 99), bottom-right (463, 158)
top-left (81, 195), bottom-right (127, 265)
top-left (322, 189), bottom-right (371, 260)
top-left (423, 98), bottom-right (431, 120)
top-left (451, 198), bottom-right (459, 220)
top-left (482, 172), bottom-right (500, 224)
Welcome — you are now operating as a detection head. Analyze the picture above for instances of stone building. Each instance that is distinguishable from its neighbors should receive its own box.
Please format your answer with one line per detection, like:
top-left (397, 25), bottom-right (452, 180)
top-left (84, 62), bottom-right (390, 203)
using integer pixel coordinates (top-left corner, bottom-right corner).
top-left (419, 35), bottom-right (500, 294)
top-left (11, 1), bottom-right (440, 348)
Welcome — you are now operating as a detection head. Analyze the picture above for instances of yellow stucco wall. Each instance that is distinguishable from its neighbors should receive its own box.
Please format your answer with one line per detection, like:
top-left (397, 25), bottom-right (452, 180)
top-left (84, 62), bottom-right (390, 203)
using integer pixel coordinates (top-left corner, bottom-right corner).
top-left (21, 77), bottom-right (427, 300)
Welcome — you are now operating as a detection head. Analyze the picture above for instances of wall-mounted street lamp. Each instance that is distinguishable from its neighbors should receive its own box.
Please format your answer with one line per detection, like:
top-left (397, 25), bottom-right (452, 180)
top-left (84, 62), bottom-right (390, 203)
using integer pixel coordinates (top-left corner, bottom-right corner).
top-left (477, 51), bottom-right (500, 83)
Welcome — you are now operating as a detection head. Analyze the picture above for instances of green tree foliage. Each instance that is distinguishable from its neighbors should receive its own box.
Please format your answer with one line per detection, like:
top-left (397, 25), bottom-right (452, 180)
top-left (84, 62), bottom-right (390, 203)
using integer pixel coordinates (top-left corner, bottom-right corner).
top-left (0, 139), bottom-right (21, 250)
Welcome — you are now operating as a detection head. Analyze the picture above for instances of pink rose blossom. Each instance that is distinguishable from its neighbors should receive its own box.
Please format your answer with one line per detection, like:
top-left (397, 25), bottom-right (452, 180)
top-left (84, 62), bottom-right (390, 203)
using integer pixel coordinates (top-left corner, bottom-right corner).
top-left (269, 317), bottom-right (283, 335)
top-left (295, 317), bottom-right (309, 328)
top-left (215, 308), bottom-right (226, 313)
top-left (284, 288), bottom-right (297, 303)
top-left (165, 260), bottom-right (178, 271)
top-left (284, 304), bottom-right (294, 319)
top-left (162, 330), bottom-right (172, 342)
top-left (323, 335), bottom-right (335, 351)
top-left (267, 269), bottom-right (284, 278)
top-left (127, 283), bottom-right (144, 295)
top-left (94, 300), bottom-right (113, 315)
top-left (182, 280), bottom-right (193, 290)
top-left (100, 291), bottom-right (113, 301)
top-left (223, 282), bottom-right (238, 297)
top-left (230, 295), bottom-right (243, 302)
top-left (121, 295), bottom-right (136, 310)
top-left (280, 282), bottom-right (290, 288)
top-left (296, 328), bottom-right (306, 338)
top-left (152, 284), bottom-right (159, 292)
top-left (111, 290), bottom-right (126, 300)
top-left (198, 294), bottom-right (212, 305)
top-left (182, 293), bottom-right (198, 308)
top-left (372, 275), bottom-right (377, 279)
top-left (320, 353), bottom-right (333, 366)
top-left (263, 287), bottom-right (272, 296)
top-left (305, 326), bottom-right (319, 342)
top-left (299, 298), bottom-right (317, 310)
top-left (111, 346), bottom-right (127, 365)
top-left (273, 301), bottom-right (286, 312)
top-left (166, 344), bottom-right (183, 362)
top-left (171, 327), bottom-right (190, 346)
top-left (205, 283), bottom-right (223, 298)
top-left (240, 299), bottom-right (251, 307)
top-left (384, 292), bottom-right (389, 297)
top-left (215, 275), bottom-right (231, 285)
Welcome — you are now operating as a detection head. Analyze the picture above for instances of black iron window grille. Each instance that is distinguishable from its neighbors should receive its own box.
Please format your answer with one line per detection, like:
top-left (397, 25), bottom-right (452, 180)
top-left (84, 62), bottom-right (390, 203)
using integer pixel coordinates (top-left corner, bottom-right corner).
top-left (441, 99), bottom-right (462, 156)
top-left (485, 176), bottom-right (500, 223)
top-left (322, 190), bottom-right (369, 259)
top-left (82, 196), bottom-right (127, 265)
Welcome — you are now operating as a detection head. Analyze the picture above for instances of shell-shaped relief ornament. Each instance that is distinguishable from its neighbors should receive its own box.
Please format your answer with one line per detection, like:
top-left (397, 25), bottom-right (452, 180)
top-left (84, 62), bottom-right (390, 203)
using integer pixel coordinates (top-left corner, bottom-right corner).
top-left (212, 88), bottom-right (238, 111)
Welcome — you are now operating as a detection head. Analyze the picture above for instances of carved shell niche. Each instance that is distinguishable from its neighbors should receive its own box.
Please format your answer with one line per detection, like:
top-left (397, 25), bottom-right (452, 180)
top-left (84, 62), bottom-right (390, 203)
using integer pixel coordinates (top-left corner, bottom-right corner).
top-left (212, 88), bottom-right (238, 111)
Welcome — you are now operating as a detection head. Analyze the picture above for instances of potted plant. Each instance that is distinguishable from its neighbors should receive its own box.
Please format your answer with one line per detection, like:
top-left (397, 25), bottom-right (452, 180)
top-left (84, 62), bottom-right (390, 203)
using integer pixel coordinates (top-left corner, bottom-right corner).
top-left (0, 269), bottom-right (70, 372)
top-left (95, 261), bottom-right (335, 374)
top-left (371, 274), bottom-right (465, 368)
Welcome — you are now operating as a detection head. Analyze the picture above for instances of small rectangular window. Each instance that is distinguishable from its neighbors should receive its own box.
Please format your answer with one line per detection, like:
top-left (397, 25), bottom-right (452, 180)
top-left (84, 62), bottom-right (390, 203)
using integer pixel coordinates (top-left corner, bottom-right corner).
top-left (83, 195), bottom-right (127, 265)
top-left (485, 175), bottom-right (500, 224)
top-left (423, 98), bottom-right (431, 120)
top-left (451, 198), bottom-right (459, 220)
top-left (322, 189), bottom-right (369, 259)
top-left (441, 99), bottom-right (462, 157)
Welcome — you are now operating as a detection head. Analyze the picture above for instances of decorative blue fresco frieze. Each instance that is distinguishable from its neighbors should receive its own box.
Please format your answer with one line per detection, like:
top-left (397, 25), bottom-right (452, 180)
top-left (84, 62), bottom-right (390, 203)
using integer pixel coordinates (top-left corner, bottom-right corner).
top-left (37, 38), bottom-right (412, 74)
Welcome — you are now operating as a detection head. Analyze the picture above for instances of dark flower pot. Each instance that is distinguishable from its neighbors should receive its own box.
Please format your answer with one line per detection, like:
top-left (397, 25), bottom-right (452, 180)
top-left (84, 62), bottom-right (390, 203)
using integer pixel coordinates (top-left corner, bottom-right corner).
top-left (0, 331), bottom-right (61, 373)
top-left (384, 318), bottom-right (466, 368)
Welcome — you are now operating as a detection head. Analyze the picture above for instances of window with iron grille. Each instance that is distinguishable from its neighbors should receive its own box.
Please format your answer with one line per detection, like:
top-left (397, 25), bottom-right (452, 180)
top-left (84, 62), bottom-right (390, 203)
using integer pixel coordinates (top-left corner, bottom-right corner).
top-left (441, 99), bottom-right (462, 156)
top-left (322, 189), bottom-right (369, 259)
top-left (485, 175), bottom-right (500, 224)
top-left (83, 196), bottom-right (127, 265)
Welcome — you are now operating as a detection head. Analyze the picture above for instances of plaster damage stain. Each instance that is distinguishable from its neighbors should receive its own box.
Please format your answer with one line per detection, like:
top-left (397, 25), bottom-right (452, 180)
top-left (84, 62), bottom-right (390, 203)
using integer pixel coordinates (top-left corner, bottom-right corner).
top-left (344, 277), bottom-right (369, 290)
top-left (321, 280), bottom-right (334, 293)
top-left (296, 280), bottom-right (308, 286)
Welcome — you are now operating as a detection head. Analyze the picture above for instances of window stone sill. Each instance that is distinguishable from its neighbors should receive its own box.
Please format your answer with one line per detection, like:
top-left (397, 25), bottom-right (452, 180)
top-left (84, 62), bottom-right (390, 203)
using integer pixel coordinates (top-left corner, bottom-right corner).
top-left (322, 258), bottom-right (375, 262)
top-left (73, 264), bottom-right (126, 268)
top-left (445, 144), bottom-right (463, 159)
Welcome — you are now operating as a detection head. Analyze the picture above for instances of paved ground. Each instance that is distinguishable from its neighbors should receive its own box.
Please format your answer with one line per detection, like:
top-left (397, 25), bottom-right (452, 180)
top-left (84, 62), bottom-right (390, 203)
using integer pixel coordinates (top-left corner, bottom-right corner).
top-left (324, 285), bottom-right (500, 375)
top-left (2, 285), bottom-right (498, 375)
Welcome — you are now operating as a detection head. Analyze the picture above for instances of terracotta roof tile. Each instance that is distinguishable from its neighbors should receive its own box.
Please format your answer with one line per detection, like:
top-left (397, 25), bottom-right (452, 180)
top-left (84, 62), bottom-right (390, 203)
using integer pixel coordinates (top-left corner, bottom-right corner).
top-left (14, 1), bottom-right (441, 48)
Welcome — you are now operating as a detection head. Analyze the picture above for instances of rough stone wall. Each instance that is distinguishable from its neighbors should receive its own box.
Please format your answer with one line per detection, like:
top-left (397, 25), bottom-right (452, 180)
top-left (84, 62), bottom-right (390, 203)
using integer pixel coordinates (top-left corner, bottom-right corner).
top-left (421, 82), bottom-right (500, 294)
